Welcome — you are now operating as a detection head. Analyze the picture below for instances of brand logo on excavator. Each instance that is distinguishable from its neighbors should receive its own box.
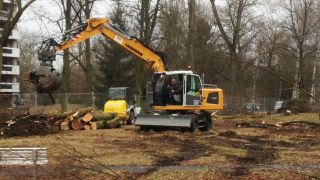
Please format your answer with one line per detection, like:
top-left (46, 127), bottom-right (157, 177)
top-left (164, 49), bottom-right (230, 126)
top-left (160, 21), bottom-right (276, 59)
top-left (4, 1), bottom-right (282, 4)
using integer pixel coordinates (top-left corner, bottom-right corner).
top-left (125, 43), bottom-right (143, 56)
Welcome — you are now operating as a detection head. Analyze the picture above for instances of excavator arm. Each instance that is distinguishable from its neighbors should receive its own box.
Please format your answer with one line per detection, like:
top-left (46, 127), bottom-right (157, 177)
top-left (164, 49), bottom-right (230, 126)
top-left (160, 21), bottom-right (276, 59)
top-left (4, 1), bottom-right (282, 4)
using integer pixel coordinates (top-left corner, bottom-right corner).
top-left (31, 17), bottom-right (166, 93)
top-left (43, 18), bottom-right (165, 72)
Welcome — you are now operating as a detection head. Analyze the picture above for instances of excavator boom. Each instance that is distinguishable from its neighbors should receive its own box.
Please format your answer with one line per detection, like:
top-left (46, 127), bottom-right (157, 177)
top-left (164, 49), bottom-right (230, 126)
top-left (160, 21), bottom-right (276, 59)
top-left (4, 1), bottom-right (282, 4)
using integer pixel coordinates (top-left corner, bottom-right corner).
top-left (30, 18), bottom-right (166, 93)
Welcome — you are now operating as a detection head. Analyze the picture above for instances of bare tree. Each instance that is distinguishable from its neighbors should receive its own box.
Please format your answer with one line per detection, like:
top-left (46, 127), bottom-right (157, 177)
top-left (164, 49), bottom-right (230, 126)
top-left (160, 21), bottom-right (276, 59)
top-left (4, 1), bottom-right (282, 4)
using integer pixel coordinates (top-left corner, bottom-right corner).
top-left (210, 0), bottom-right (260, 96)
top-left (283, 0), bottom-right (320, 99)
top-left (0, 0), bottom-right (36, 84)
top-left (70, 0), bottom-right (95, 92)
top-left (159, 0), bottom-right (186, 69)
top-left (18, 32), bottom-right (39, 93)
top-left (129, 0), bottom-right (161, 105)
top-left (255, 21), bottom-right (285, 98)
top-left (52, 0), bottom-right (96, 112)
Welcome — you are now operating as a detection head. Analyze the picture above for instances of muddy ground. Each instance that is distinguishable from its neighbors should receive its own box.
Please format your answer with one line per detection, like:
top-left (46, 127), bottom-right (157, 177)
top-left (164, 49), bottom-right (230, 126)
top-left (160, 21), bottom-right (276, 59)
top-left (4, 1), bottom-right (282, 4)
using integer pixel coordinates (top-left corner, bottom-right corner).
top-left (0, 113), bottom-right (320, 179)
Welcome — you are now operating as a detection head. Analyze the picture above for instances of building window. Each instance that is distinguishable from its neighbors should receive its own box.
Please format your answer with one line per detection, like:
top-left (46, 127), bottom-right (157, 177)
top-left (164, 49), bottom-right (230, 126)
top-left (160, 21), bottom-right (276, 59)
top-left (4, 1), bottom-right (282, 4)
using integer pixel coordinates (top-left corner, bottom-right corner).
top-left (3, 66), bottom-right (12, 71)
top-left (3, 58), bottom-right (13, 65)
top-left (0, 84), bottom-right (12, 89)
top-left (3, 48), bottom-right (12, 54)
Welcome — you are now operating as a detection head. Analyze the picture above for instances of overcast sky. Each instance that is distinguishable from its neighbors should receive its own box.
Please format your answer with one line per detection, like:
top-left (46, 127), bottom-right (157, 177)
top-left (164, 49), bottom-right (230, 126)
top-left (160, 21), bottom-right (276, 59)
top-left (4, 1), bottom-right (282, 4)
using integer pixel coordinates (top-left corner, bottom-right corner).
top-left (18, 0), bottom-right (284, 35)
top-left (18, 0), bottom-right (112, 35)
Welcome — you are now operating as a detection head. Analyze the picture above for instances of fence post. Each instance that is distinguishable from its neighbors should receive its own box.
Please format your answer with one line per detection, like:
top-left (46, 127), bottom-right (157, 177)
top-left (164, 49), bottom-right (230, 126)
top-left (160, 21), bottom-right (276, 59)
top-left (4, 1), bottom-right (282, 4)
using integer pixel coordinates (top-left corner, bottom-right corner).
top-left (263, 97), bottom-right (266, 112)
top-left (65, 92), bottom-right (68, 111)
top-left (34, 93), bottom-right (38, 109)
top-left (91, 91), bottom-right (95, 108)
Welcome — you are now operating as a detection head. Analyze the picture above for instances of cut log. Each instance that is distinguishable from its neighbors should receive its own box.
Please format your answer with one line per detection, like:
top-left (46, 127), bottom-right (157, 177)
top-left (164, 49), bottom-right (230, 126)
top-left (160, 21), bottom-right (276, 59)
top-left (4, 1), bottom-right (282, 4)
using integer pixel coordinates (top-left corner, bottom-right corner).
top-left (72, 107), bottom-right (94, 119)
top-left (82, 113), bottom-right (93, 122)
top-left (93, 117), bottom-right (121, 129)
top-left (83, 125), bottom-right (91, 130)
top-left (71, 120), bottom-right (84, 130)
top-left (91, 122), bottom-right (97, 130)
top-left (60, 120), bottom-right (70, 131)
top-left (92, 112), bottom-right (115, 121)
top-left (105, 117), bottom-right (121, 128)
top-left (94, 120), bottom-right (106, 129)
top-left (46, 109), bottom-right (87, 121)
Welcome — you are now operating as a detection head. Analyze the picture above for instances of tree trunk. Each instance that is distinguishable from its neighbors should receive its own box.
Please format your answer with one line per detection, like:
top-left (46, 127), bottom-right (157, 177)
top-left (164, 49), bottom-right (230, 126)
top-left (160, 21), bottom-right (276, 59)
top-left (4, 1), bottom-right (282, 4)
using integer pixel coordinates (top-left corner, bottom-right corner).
top-left (230, 51), bottom-right (238, 96)
top-left (188, 0), bottom-right (196, 69)
top-left (61, 48), bottom-right (70, 112)
top-left (310, 60), bottom-right (317, 103)
top-left (292, 59), bottom-right (301, 99)
top-left (61, 0), bottom-right (72, 113)
top-left (84, 0), bottom-right (93, 92)
top-left (135, 62), bottom-right (146, 106)
top-left (85, 40), bottom-right (92, 92)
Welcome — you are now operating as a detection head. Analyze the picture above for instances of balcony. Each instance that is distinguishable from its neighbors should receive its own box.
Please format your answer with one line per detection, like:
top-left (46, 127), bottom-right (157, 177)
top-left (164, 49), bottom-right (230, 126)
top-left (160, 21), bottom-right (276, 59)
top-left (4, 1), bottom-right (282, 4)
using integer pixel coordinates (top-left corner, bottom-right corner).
top-left (3, 47), bottom-right (20, 58)
top-left (2, 65), bottom-right (20, 75)
top-left (0, 82), bottom-right (19, 93)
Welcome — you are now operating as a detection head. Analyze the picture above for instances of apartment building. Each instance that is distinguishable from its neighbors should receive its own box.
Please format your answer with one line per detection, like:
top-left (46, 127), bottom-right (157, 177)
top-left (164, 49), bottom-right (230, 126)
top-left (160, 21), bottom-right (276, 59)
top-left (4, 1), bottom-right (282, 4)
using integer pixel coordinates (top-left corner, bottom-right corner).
top-left (0, 1), bottom-right (20, 105)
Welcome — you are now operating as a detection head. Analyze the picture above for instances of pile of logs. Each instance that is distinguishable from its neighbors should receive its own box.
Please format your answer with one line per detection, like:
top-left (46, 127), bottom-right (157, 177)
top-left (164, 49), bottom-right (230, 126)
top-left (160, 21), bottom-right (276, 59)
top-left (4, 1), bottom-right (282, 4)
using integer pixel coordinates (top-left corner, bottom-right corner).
top-left (0, 107), bottom-right (122, 137)
top-left (60, 108), bottom-right (121, 130)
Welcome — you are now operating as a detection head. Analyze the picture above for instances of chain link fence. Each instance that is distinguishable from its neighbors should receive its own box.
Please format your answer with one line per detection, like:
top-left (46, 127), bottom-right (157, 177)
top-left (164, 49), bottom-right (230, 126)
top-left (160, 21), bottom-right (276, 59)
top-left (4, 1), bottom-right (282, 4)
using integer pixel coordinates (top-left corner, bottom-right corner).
top-left (0, 93), bottom-right (108, 109)
top-left (1, 93), bottom-right (318, 118)
top-left (0, 92), bottom-right (277, 114)
top-left (221, 96), bottom-right (279, 115)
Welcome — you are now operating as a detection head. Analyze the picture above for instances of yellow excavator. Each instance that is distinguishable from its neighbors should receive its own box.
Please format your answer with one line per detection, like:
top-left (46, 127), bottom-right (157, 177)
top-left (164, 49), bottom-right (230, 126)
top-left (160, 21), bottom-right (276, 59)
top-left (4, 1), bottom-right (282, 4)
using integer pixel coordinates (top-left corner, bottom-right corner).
top-left (29, 17), bottom-right (224, 131)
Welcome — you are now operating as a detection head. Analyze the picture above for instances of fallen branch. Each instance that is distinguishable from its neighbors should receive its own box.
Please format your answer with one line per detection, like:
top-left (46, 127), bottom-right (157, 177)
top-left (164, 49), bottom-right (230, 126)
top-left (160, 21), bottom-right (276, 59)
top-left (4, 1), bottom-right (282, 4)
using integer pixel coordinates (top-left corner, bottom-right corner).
top-left (280, 120), bottom-right (320, 127)
top-left (236, 120), bottom-right (320, 129)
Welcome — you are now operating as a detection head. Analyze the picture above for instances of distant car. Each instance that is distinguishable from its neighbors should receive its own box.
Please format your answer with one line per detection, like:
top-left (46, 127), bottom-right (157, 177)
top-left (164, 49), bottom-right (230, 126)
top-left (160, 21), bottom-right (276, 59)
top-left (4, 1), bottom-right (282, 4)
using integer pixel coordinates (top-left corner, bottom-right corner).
top-left (244, 102), bottom-right (261, 112)
top-left (274, 101), bottom-right (284, 111)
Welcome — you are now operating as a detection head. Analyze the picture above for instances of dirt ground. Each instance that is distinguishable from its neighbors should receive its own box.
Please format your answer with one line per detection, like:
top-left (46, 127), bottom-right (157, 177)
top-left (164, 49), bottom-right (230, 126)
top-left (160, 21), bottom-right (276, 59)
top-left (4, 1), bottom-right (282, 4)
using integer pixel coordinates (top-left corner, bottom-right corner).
top-left (0, 113), bottom-right (320, 179)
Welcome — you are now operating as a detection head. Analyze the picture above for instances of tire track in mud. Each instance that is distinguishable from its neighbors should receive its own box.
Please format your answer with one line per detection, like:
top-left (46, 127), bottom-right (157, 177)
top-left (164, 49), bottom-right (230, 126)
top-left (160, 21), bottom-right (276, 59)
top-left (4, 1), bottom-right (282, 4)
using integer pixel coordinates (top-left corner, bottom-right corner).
top-left (128, 132), bottom-right (215, 179)
top-left (217, 129), bottom-right (320, 178)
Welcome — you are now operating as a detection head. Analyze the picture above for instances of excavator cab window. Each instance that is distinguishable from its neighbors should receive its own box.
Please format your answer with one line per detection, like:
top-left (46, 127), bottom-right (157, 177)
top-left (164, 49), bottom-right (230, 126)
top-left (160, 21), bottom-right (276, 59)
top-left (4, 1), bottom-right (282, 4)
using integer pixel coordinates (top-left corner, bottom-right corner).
top-left (164, 74), bottom-right (183, 105)
top-left (185, 74), bottom-right (202, 106)
top-left (152, 74), bottom-right (183, 106)
top-left (152, 74), bottom-right (166, 106)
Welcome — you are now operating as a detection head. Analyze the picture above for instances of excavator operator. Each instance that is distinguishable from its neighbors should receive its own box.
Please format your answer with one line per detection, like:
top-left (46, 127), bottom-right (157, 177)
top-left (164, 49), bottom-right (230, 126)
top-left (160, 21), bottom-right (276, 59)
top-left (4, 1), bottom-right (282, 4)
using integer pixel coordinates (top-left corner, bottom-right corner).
top-left (166, 78), bottom-right (182, 105)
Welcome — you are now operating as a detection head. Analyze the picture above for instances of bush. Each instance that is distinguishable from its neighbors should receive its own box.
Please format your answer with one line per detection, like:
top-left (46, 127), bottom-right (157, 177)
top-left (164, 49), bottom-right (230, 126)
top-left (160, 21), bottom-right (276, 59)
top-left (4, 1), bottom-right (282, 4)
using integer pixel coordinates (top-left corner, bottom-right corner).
top-left (277, 99), bottom-right (310, 113)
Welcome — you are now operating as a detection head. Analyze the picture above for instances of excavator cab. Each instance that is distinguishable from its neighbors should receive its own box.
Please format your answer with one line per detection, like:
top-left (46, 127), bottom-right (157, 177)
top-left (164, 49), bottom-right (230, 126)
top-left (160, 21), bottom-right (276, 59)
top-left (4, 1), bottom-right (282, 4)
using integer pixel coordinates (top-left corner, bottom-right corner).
top-left (152, 71), bottom-right (209, 107)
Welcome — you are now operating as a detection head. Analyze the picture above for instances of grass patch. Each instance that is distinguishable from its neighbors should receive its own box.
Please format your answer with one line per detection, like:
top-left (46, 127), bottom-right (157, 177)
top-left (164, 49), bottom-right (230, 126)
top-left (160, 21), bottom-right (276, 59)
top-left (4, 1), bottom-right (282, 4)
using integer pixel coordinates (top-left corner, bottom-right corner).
top-left (1, 113), bottom-right (320, 179)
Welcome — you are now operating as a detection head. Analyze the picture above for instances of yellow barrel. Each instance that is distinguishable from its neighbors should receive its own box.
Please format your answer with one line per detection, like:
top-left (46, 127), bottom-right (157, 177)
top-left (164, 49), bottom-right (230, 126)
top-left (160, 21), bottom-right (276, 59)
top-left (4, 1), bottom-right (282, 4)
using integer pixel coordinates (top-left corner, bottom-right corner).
top-left (104, 100), bottom-right (127, 120)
